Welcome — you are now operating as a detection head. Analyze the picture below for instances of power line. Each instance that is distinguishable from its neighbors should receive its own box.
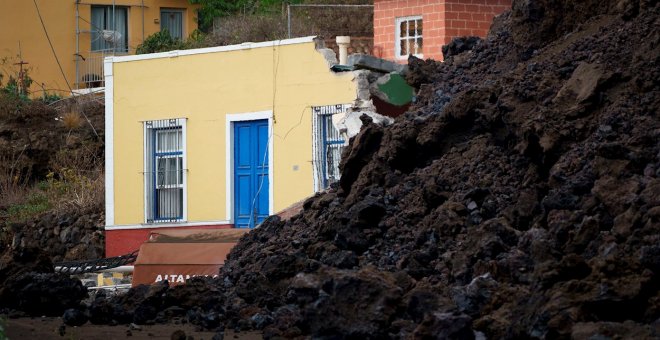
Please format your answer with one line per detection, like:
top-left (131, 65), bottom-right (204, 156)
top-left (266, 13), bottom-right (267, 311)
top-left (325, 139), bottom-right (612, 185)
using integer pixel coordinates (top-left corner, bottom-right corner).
top-left (32, 0), bottom-right (72, 93)
top-left (32, 0), bottom-right (100, 140)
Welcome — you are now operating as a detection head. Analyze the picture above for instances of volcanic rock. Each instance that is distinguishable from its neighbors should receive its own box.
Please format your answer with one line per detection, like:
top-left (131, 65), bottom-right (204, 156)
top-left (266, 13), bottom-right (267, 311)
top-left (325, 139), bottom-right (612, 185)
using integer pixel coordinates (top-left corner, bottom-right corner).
top-left (53, 1), bottom-right (660, 338)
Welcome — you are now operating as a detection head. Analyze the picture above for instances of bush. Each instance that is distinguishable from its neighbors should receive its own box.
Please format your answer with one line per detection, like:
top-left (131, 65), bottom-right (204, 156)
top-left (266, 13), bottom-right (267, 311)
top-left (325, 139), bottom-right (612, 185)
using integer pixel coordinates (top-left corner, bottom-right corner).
top-left (0, 57), bottom-right (33, 100)
top-left (136, 30), bottom-right (186, 54)
top-left (39, 92), bottom-right (62, 104)
top-left (5, 192), bottom-right (51, 222)
top-left (0, 136), bottom-right (104, 224)
top-left (61, 111), bottom-right (83, 131)
top-left (1, 169), bottom-right (104, 224)
top-left (200, 0), bottom-right (372, 48)
top-left (207, 13), bottom-right (287, 46)
top-left (0, 151), bottom-right (31, 212)
top-left (190, 0), bottom-right (279, 31)
top-left (44, 168), bottom-right (104, 215)
top-left (136, 29), bottom-right (206, 54)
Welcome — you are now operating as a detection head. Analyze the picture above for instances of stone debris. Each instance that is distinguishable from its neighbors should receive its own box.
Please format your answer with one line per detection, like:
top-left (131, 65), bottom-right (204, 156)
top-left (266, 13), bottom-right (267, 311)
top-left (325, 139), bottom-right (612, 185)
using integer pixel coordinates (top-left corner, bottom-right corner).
top-left (1, 1), bottom-right (659, 339)
top-left (347, 53), bottom-right (408, 74)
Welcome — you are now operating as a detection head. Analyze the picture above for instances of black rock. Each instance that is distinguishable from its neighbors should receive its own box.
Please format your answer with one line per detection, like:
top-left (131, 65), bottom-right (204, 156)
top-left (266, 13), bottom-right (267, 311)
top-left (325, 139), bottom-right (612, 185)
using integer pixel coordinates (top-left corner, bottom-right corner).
top-left (62, 308), bottom-right (88, 326)
top-left (171, 329), bottom-right (186, 340)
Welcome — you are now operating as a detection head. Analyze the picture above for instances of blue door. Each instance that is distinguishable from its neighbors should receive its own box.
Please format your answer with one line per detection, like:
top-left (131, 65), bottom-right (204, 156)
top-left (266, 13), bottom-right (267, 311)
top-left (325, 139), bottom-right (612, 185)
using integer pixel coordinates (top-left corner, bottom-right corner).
top-left (234, 120), bottom-right (269, 228)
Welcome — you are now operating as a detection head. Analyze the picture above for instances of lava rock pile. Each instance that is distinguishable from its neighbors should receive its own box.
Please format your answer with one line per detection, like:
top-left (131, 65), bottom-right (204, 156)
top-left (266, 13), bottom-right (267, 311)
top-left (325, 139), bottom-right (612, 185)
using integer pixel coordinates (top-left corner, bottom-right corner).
top-left (7, 211), bottom-right (105, 262)
top-left (0, 247), bottom-right (88, 317)
top-left (4, 0), bottom-right (659, 338)
top-left (215, 0), bottom-right (660, 337)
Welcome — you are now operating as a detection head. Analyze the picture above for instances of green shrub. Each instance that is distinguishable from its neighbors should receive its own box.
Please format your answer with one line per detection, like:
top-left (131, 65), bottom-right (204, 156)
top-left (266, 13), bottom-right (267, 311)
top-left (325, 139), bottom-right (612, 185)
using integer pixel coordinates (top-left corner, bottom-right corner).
top-left (136, 30), bottom-right (185, 54)
top-left (207, 12), bottom-right (287, 46)
top-left (5, 192), bottom-right (51, 222)
top-left (40, 92), bottom-right (62, 104)
top-left (136, 29), bottom-right (208, 54)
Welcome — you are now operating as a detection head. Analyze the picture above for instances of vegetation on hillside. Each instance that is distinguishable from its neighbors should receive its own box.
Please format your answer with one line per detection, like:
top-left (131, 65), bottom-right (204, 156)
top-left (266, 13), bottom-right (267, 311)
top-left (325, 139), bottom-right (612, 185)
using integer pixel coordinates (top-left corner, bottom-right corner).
top-left (137, 0), bottom-right (373, 54)
top-left (191, 0), bottom-right (305, 30)
top-left (0, 65), bottom-right (105, 260)
top-left (136, 29), bottom-right (206, 54)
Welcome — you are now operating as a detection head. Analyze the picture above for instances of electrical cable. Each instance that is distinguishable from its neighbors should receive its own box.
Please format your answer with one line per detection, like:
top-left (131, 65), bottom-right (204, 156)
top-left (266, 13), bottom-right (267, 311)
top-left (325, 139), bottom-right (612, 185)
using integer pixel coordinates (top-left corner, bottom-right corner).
top-left (32, 0), bottom-right (101, 140)
top-left (32, 0), bottom-right (72, 94)
top-left (271, 41), bottom-right (281, 124)
top-left (246, 40), bottom-right (282, 228)
top-left (246, 126), bottom-right (273, 228)
top-left (244, 41), bottom-right (350, 227)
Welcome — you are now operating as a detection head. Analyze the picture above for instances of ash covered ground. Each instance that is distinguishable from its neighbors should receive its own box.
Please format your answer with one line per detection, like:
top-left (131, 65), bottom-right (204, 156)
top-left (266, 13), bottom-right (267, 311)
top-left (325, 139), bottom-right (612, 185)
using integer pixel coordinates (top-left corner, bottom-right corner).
top-left (1, 0), bottom-right (659, 339)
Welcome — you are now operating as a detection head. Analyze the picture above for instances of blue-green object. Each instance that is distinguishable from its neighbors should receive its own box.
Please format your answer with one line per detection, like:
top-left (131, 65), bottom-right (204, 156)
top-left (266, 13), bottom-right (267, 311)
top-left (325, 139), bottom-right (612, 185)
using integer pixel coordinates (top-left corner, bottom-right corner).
top-left (377, 73), bottom-right (413, 106)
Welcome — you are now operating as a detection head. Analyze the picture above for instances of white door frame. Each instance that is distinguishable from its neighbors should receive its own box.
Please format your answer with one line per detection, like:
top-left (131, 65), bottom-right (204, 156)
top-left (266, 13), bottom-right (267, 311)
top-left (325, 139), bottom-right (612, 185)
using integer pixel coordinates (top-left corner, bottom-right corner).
top-left (225, 110), bottom-right (274, 224)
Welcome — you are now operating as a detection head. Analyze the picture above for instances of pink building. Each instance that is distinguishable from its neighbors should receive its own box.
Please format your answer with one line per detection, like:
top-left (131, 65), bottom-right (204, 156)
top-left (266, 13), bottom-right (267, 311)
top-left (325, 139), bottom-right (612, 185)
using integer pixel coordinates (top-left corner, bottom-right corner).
top-left (373, 0), bottom-right (511, 61)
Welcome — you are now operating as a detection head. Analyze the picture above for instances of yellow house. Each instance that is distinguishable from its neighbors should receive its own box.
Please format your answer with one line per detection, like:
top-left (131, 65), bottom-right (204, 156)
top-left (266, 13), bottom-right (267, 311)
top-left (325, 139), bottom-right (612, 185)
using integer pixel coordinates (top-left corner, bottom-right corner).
top-left (0, 0), bottom-right (198, 96)
top-left (105, 37), bottom-right (357, 257)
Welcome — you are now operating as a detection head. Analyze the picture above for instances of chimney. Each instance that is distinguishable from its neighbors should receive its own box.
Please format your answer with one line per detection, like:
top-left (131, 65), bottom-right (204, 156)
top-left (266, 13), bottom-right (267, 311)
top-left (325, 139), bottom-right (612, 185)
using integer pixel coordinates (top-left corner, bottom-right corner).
top-left (336, 36), bottom-right (350, 65)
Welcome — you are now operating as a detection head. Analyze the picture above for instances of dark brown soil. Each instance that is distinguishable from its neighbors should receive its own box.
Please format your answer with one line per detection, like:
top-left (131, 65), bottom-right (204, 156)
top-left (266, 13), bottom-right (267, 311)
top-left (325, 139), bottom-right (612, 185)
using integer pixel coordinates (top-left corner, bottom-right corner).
top-left (0, 96), bottom-right (105, 261)
top-left (5, 317), bottom-right (260, 340)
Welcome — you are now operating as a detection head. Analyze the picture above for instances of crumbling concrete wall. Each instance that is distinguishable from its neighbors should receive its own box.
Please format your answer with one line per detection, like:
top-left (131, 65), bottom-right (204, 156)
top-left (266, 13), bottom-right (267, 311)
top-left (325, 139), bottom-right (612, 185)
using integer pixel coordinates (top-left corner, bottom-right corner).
top-left (325, 53), bottom-right (416, 139)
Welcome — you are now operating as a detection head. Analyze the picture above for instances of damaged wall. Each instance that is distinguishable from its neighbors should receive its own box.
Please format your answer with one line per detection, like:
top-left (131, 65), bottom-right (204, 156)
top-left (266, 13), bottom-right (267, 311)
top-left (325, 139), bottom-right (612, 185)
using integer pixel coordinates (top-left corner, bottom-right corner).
top-left (106, 37), bottom-right (356, 255)
top-left (331, 54), bottom-right (414, 139)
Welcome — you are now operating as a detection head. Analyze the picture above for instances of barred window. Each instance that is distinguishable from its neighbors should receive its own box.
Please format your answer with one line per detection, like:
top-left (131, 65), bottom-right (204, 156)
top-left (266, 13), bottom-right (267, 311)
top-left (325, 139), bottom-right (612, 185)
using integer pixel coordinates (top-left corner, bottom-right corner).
top-left (312, 104), bottom-right (350, 191)
top-left (144, 118), bottom-right (186, 223)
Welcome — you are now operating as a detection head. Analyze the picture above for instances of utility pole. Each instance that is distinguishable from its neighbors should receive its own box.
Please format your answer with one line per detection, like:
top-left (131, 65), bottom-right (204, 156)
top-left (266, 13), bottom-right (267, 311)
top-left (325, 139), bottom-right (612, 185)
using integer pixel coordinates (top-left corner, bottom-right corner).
top-left (14, 42), bottom-right (29, 96)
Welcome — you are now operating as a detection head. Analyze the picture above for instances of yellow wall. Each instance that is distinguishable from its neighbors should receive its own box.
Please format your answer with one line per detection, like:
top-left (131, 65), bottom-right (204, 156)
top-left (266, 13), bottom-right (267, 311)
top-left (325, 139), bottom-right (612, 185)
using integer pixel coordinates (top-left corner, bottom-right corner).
top-left (111, 40), bottom-right (356, 225)
top-left (0, 0), bottom-right (198, 96)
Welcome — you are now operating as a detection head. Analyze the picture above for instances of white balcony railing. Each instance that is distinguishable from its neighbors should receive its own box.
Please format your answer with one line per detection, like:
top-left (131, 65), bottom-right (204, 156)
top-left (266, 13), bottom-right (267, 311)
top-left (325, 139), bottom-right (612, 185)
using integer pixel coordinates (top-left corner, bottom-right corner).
top-left (75, 49), bottom-right (127, 90)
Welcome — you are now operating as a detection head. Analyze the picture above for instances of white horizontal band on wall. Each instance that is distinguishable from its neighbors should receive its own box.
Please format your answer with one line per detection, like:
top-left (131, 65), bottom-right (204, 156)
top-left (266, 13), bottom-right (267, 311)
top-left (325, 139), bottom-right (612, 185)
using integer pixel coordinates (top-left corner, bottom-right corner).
top-left (105, 220), bottom-right (231, 231)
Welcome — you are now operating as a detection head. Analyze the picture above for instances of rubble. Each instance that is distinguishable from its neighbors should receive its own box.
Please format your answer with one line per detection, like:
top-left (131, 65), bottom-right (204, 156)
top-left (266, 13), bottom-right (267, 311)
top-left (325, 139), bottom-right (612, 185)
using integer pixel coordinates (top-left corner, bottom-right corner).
top-left (334, 68), bottom-right (411, 139)
top-left (2, 0), bottom-right (659, 338)
top-left (215, 1), bottom-right (658, 337)
top-left (347, 53), bottom-right (408, 74)
top-left (8, 211), bottom-right (105, 262)
top-left (0, 247), bottom-right (88, 316)
top-left (442, 36), bottom-right (482, 60)
top-left (63, 308), bottom-right (89, 326)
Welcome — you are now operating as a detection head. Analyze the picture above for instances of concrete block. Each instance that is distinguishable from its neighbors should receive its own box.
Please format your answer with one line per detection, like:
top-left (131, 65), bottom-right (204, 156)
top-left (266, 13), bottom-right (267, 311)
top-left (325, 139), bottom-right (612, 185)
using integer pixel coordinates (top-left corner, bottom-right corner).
top-left (348, 54), bottom-right (408, 74)
top-left (333, 110), bottom-right (394, 139)
top-left (316, 48), bottom-right (338, 68)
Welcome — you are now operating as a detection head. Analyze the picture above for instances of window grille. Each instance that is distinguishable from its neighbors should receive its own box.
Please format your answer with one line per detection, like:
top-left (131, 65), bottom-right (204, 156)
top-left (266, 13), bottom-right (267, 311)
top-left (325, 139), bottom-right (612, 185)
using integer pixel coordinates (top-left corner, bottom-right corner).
top-left (144, 118), bottom-right (185, 223)
top-left (313, 104), bottom-right (350, 190)
top-left (396, 16), bottom-right (423, 58)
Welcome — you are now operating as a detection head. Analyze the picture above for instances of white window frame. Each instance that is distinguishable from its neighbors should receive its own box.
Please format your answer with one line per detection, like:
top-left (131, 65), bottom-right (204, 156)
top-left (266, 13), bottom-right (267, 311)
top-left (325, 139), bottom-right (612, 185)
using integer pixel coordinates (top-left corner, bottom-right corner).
top-left (311, 104), bottom-right (351, 192)
top-left (395, 15), bottom-right (423, 60)
top-left (143, 118), bottom-right (187, 223)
